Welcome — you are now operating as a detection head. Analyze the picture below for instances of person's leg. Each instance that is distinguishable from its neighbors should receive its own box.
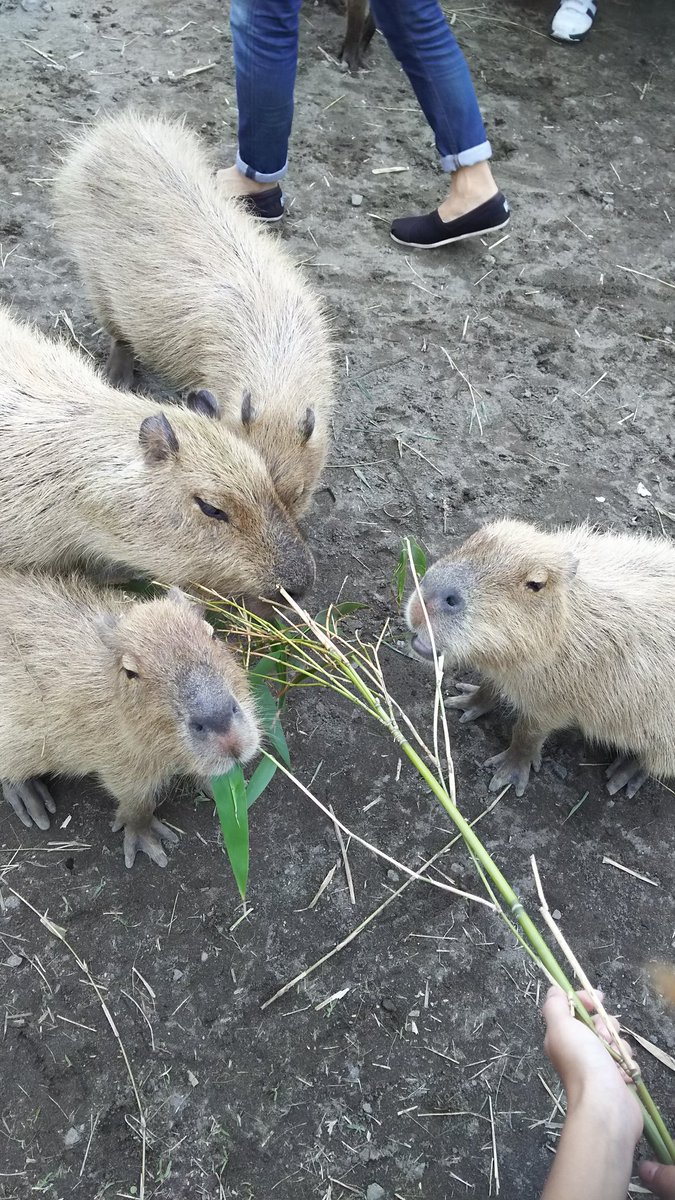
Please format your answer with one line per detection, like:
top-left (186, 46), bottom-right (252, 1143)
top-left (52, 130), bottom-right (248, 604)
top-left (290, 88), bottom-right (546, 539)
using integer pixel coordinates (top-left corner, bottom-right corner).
top-left (218, 0), bottom-right (302, 212)
top-left (369, 0), bottom-right (509, 246)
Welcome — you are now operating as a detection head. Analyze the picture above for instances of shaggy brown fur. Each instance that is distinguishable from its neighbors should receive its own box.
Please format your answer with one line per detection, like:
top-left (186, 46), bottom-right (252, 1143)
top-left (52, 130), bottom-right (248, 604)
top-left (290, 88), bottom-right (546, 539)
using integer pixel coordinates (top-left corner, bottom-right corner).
top-left (53, 111), bottom-right (334, 516)
top-left (0, 307), bottom-right (314, 600)
top-left (0, 572), bottom-right (260, 867)
top-left (407, 519), bottom-right (675, 797)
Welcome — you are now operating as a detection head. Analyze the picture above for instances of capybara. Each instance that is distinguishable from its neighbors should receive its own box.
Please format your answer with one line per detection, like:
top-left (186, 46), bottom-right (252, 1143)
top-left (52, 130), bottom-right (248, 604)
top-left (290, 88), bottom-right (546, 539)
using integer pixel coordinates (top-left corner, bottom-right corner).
top-left (0, 573), bottom-right (259, 867)
top-left (0, 306), bottom-right (315, 601)
top-left (54, 111), bottom-right (334, 516)
top-left (407, 519), bottom-right (675, 797)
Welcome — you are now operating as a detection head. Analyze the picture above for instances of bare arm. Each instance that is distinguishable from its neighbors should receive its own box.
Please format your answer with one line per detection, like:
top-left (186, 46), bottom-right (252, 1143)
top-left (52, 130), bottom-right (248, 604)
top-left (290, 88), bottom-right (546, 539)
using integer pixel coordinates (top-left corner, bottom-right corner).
top-left (540, 987), bottom-right (642, 1200)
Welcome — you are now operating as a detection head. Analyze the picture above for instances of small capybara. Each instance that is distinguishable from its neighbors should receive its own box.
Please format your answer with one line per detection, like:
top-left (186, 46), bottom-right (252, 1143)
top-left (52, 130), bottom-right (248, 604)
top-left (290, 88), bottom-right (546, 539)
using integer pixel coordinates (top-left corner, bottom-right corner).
top-left (53, 111), bottom-right (334, 517)
top-left (0, 307), bottom-right (315, 601)
top-left (406, 519), bottom-right (675, 797)
top-left (0, 572), bottom-right (260, 867)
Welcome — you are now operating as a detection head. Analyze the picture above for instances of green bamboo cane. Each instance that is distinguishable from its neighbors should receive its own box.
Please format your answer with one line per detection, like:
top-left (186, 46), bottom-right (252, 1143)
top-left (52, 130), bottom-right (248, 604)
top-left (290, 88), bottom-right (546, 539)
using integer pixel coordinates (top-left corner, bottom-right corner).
top-left (311, 639), bottom-right (675, 1165)
top-left (212, 593), bottom-right (675, 1163)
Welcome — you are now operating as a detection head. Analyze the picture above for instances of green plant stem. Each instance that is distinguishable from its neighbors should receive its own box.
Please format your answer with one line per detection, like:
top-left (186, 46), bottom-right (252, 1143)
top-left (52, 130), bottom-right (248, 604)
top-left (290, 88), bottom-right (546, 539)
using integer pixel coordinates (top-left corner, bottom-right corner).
top-left (329, 650), bottom-right (674, 1164)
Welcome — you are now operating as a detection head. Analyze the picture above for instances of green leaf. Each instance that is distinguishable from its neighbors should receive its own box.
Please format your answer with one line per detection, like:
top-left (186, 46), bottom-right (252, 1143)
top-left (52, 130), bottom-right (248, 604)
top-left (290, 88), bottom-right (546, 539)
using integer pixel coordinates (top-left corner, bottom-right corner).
top-left (252, 677), bottom-right (290, 765)
top-left (410, 539), bottom-right (427, 580)
top-left (245, 756), bottom-right (278, 809)
top-left (313, 600), bottom-right (367, 635)
top-left (212, 768), bottom-right (249, 899)
top-left (394, 538), bottom-right (427, 605)
top-left (394, 548), bottom-right (407, 606)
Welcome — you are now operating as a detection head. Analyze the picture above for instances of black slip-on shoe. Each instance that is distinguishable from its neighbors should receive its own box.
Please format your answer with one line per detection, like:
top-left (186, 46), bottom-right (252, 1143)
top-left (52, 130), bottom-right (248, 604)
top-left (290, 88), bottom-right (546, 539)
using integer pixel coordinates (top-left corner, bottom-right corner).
top-left (241, 185), bottom-right (284, 222)
top-left (391, 192), bottom-right (510, 248)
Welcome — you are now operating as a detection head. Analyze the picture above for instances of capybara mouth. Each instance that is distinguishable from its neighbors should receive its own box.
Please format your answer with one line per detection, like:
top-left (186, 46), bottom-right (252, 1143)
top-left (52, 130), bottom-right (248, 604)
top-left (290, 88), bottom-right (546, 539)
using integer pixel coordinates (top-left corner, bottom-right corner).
top-left (411, 633), bottom-right (436, 661)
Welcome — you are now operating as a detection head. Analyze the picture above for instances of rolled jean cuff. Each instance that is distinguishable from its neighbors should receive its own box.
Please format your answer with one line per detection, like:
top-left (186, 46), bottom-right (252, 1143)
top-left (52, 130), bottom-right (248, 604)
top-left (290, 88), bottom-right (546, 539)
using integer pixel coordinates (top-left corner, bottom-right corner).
top-left (439, 140), bottom-right (492, 172)
top-left (236, 150), bottom-right (288, 183)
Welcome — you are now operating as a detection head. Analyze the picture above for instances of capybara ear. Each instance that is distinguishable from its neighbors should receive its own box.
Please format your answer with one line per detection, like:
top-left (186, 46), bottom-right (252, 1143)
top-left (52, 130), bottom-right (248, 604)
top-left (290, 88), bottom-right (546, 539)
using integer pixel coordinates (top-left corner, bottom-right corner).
top-left (167, 586), bottom-right (205, 618)
top-left (96, 612), bottom-right (121, 649)
top-left (241, 390), bottom-right (256, 428)
top-left (525, 572), bottom-right (548, 593)
top-left (186, 389), bottom-right (220, 420)
top-left (139, 413), bottom-right (179, 464)
top-left (300, 407), bottom-right (315, 442)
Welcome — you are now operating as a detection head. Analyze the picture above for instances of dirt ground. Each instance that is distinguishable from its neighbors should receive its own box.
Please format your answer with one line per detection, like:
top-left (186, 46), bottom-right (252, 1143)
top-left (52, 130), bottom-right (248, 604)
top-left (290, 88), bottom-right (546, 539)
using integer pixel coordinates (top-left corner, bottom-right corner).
top-left (0, 0), bottom-right (674, 1197)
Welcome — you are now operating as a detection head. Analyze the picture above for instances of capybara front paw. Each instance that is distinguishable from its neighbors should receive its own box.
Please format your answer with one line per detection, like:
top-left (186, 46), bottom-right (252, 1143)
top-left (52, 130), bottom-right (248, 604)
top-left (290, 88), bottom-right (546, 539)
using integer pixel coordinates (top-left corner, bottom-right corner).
top-left (485, 748), bottom-right (539, 797)
top-left (3, 779), bottom-right (57, 830)
top-left (445, 681), bottom-right (496, 724)
top-left (115, 816), bottom-right (179, 869)
top-left (605, 754), bottom-right (649, 799)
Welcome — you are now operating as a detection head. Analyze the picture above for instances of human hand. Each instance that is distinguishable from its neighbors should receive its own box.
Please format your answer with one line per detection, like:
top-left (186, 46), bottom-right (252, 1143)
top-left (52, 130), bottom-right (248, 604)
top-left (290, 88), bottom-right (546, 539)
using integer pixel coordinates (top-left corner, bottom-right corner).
top-left (542, 985), bottom-right (643, 1142)
top-left (640, 1163), bottom-right (675, 1200)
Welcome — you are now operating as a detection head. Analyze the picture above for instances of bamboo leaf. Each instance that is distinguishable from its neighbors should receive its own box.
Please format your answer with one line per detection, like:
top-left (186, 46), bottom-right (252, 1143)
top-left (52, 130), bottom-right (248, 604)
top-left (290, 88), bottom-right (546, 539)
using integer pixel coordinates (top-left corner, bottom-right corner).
top-left (212, 767), bottom-right (249, 899)
top-left (245, 756), bottom-right (278, 809)
top-left (252, 676), bottom-right (290, 766)
top-left (313, 601), bottom-right (367, 633)
top-left (394, 538), bottom-right (427, 604)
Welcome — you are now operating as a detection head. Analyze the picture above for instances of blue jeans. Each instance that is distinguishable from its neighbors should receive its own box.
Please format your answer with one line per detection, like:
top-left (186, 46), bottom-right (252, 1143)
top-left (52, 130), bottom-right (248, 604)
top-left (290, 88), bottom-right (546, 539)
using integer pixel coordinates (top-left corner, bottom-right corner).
top-left (229, 0), bottom-right (491, 182)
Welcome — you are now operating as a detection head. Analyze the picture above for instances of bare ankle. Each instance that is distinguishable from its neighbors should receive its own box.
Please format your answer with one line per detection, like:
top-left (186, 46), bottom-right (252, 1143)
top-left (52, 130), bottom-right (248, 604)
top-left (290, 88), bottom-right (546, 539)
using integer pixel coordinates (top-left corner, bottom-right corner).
top-left (216, 165), bottom-right (276, 196)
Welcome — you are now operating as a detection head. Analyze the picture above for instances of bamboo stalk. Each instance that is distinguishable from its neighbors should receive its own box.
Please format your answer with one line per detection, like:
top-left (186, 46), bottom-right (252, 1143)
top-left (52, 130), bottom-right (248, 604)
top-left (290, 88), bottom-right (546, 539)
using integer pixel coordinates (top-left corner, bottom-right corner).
top-left (206, 588), bottom-right (675, 1164)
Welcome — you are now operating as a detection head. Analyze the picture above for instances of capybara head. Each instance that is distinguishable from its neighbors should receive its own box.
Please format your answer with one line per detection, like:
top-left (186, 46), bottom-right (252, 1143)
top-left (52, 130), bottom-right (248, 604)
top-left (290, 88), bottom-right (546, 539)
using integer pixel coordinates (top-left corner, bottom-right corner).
top-left (406, 520), bottom-right (578, 671)
top-left (98, 587), bottom-right (260, 777)
top-left (134, 397), bottom-right (316, 602)
top-left (234, 388), bottom-right (326, 518)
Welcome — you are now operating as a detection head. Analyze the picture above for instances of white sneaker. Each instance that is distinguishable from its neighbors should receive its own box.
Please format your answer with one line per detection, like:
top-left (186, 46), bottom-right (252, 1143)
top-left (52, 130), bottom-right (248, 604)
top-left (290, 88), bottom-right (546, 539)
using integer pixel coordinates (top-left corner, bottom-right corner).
top-left (551, 0), bottom-right (597, 41)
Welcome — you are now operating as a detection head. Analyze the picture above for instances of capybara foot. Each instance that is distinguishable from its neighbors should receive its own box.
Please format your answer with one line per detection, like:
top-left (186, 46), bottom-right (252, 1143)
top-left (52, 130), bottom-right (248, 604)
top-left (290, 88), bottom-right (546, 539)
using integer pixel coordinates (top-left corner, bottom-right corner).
top-left (114, 816), bottom-right (179, 869)
top-left (3, 778), bottom-right (56, 830)
top-left (486, 746), bottom-right (542, 797)
top-left (445, 681), bottom-right (497, 724)
top-left (605, 754), bottom-right (649, 799)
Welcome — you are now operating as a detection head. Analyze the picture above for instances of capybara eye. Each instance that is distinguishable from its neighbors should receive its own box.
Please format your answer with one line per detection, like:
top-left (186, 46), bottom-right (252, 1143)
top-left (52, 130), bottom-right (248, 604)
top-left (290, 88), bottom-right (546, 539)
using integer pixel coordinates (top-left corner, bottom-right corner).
top-left (526, 580), bottom-right (545, 593)
top-left (194, 496), bottom-right (229, 523)
top-left (124, 668), bottom-right (139, 680)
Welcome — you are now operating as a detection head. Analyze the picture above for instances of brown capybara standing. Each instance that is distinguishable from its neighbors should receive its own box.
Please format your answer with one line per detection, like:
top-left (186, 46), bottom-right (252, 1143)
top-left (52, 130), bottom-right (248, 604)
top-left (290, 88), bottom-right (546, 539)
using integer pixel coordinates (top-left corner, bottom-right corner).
top-left (0, 572), bottom-right (260, 867)
top-left (53, 111), bottom-right (334, 517)
top-left (0, 307), bottom-right (314, 601)
top-left (406, 519), bottom-right (675, 798)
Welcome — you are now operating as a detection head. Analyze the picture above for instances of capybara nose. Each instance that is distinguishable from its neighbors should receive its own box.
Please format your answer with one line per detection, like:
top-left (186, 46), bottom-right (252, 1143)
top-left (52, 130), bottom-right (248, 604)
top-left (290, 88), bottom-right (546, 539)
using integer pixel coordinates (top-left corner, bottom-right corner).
top-left (189, 695), bottom-right (239, 738)
top-left (442, 588), bottom-right (464, 613)
top-left (280, 545), bottom-right (316, 601)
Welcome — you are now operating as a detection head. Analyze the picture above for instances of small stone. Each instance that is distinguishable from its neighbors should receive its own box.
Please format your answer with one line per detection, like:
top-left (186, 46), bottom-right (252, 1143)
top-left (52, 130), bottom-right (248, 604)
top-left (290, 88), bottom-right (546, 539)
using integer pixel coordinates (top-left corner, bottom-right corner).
top-left (150, 75), bottom-right (160, 84)
top-left (595, 496), bottom-right (606, 503)
top-left (172, 968), bottom-right (184, 981)
top-left (386, 869), bottom-right (399, 883)
top-left (362, 1101), bottom-right (373, 1115)
top-left (552, 909), bottom-right (562, 921)
top-left (636, 482), bottom-right (652, 498)
top-left (381, 997), bottom-right (396, 1013)
top-left (200, 951), bottom-right (208, 962)
top-left (664, 325), bottom-right (673, 335)
top-left (64, 1127), bottom-right (81, 1147)
top-left (187, 1070), bottom-right (199, 1087)
top-left (5, 954), bottom-right (22, 968)
top-left (366, 1184), bottom-right (386, 1200)
top-left (351, 193), bottom-right (363, 207)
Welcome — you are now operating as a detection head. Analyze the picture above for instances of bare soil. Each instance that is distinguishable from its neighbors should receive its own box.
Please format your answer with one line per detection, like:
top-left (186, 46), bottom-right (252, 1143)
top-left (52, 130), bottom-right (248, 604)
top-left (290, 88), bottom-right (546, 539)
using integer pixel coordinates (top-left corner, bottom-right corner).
top-left (0, 1), bottom-right (673, 1197)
